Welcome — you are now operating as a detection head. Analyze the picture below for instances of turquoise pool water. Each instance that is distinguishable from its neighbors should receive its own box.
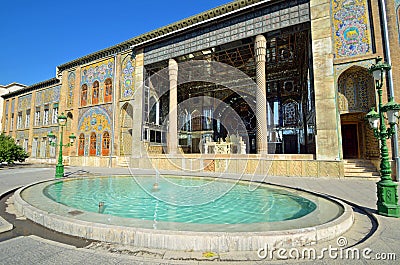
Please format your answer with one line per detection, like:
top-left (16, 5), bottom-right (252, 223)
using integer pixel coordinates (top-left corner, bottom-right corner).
top-left (43, 176), bottom-right (317, 224)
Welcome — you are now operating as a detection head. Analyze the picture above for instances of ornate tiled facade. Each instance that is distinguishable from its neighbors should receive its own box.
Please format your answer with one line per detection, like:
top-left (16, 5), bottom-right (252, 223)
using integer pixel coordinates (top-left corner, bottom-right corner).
top-left (332, 0), bottom-right (372, 58)
top-left (35, 86), bottom-right (60, 106)
top-left (78, 106), bottom-right (112, 133)
top-left (395, 0), bottom-right (400, 43)
top-left (67, 71), bottom-right (75, 108)
top-left (18, 94), bottom-right (32, 110)
top-left (2, 0), bottom-right (399, 177)
top-left (121, 54), bottom-right (135, 99)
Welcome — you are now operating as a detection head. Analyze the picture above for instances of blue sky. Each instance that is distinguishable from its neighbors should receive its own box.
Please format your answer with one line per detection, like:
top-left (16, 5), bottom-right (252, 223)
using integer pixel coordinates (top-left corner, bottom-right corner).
top-left (0, 0), bottom-right (232, 86)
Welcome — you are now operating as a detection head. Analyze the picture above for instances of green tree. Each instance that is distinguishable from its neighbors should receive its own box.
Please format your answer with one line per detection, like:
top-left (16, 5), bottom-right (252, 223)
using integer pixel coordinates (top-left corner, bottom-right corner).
top-left (0, 134), bottom-right (29, 164)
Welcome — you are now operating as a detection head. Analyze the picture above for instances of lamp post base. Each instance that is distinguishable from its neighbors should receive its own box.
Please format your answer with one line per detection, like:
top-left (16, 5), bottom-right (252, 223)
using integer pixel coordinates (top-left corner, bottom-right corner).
top-left (377, 181), bottom-right (400, 218)
top-left (55, 164), bottom-right (64, 179)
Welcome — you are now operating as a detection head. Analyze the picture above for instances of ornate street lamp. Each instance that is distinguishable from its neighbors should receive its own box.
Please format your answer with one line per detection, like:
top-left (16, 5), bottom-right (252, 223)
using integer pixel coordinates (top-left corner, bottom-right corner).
top-left (48, 113), bottom-right (76, 179)
top-left (366, 56), bottom-right (400, 217)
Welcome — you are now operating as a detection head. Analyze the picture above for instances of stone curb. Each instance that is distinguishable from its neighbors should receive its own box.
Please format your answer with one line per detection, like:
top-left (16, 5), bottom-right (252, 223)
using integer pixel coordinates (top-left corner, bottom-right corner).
top-left (0, 188), bottom-right (19, 234)
top-left (13, 177), bottom-right (354, 253)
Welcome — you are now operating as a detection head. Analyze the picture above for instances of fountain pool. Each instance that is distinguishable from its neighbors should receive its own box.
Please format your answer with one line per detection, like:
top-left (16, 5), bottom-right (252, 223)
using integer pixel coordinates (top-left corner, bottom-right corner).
top-left (14, 175), bottom-right (353, 251)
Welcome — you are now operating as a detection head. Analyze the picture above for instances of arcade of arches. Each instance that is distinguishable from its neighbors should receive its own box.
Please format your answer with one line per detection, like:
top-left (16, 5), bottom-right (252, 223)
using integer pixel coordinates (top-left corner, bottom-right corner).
top-left (142, 28), bottom-right (316, 155)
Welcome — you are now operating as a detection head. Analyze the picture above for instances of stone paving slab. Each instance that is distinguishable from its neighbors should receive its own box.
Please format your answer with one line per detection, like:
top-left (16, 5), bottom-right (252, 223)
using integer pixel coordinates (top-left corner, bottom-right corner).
top-left (0, 166), bottom-right (400, 264)
top-left (0, 215), bottom-right (12, 234)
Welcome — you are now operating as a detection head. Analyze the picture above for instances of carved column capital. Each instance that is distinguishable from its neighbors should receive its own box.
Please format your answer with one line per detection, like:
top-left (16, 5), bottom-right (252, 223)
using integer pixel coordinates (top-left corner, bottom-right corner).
top-left (169, 59), bottom-right (178, 79)
top-left (255, 35), bottom-right (267, 63)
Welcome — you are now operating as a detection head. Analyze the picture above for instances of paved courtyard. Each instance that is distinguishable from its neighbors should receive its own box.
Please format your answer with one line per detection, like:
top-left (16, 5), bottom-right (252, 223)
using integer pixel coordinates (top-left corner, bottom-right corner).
top-left (0, 164), bottom-right (399, 264)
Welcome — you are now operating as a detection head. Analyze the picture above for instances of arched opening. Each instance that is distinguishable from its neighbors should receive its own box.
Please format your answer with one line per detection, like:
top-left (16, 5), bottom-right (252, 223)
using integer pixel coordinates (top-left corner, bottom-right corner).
top-left (104, 78), bottom-right (112, 103)
top-left (148, 96), bottom-right (158, 124)
top-left (191, 110), bottom-right (202, 131)
top-left (102, 131), bottom-right (110, 156)
top-left (338, 66), bottom-right (379, 159)
top-left (78, 133), bottom-right (85, 156)
top-left (92, 81), bottom-right (99, 104)
top-left (120, 103), bottom-right (133, 155)
top-left (216, 92), bottom-right (256, 154)
top-left (66, 112), bottom-right (73, 131)
top-left (81, 84), bottom-right (88, 106)
top-left (90, 132), bottom-right (97, 156)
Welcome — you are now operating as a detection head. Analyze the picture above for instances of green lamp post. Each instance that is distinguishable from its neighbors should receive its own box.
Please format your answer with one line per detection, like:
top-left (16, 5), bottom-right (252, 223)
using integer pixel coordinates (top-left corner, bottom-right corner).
top-left (48, 113), bottom-right (76, 179)
top-left (366, 57), bottom-right (400, 218)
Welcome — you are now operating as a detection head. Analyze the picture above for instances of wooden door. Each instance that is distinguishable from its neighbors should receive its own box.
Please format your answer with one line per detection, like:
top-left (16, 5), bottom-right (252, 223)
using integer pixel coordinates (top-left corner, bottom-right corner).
top-left (283, 134), bottom-right (298, 154)
top-left (78, 134), bottom-right (85, 156)
top-left (90, 132), bottom-right (97, 156)
top-left (342, 124), bottom-right (359, 158)
top-left (192, 137), bottom-right (200, 153)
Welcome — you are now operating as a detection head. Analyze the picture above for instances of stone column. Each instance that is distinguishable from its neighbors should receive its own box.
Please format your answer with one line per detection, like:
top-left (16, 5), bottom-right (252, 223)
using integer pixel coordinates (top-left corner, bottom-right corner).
top-left (131, 49), bottom-right (144, 158)
top-left (28, 91), bottom-right (36, 156)
top-left (11, 97), bottom-right (19, 139)
top-left (310, 0), bottom-right (340, 160)
top-left (255, 35), bottom-right (268, 155)
top-left (168, 58), bottom-right (178, 154)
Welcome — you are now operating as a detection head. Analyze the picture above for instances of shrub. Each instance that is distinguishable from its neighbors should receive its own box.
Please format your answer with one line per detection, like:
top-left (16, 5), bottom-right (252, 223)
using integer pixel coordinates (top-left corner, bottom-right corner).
top-left (0, 134), bottom-right (29, 164)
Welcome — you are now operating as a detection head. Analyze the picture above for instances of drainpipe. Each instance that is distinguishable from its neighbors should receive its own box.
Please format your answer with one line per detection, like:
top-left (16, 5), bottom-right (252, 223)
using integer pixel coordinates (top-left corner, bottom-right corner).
top-left (379, 0), bottom-right (399, 181)
top-left (109, 54), bottom-right (117, 168)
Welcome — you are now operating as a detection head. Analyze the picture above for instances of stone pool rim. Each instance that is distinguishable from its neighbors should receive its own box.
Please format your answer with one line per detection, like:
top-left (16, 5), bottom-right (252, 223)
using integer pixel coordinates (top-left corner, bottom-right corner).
top-left (13, 175), bottom-right (354, 252)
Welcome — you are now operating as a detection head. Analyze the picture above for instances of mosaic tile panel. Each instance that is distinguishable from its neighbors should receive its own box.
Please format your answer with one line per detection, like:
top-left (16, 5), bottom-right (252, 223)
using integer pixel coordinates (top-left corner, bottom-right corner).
top-left (81, 58), bottom-right (114, 86)
top-left (84, 135), bottom-right (89, 156)
top-left (16, 130), bottom-right (29, 141)
top-left (275, 160), bottom-right (288, 176)
top-left (332, 0), bottom-right (372, 58)
top-left (35, 86), bottom-right (61, 106)
top-left (96, 134), bottom-right (101, 156)
top-left (288, 161), bottom-right (303, 176)
top-left (143, 0), bottom-right (309, 64)
top-left (334, 59), bottom-right (374, 77)
top-left (67, 71), bottom-right (76, 108)
top-left (18, 94), bottom-right (32, 110)
top-left (79, 104), bottom-right (113, 122)
top-left (78, 106), bottom-right (112, 134)
top-left (337, 66), bottom-right (375, 113)
top-left (304, 161), bottom-right (318, 177)
top-left (319, 162), bottom-right (341, 178)
top-left (33, 127), bottom-right (59, 138)
top-left (121, 55), bottom-right (135, 99)
top-left (204, 159), bottom-right (215, 171)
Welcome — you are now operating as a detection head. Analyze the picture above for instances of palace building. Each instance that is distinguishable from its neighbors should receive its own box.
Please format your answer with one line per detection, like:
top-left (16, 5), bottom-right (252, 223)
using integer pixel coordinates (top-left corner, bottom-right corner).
top-left (2, 0), bottom-right (400, 178)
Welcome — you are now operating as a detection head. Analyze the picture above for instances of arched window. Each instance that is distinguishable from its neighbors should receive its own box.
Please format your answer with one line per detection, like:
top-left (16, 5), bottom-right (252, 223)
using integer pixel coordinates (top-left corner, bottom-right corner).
top-left (338, 66), bottom-right (375, 113)
top-left (149, 96), bottom-right (157, 124)
top-left (81, 84), bottom-right (88, 106)
top-left (102, 131), bottom-right (110, 156)
top-left (90, 132), bottom-right (97, 156)
top-left (104, 78), bottom-right (112, 103)
top-left (283, 100), bottom-right (299, 126)
top-left (120, 103), bottom-right (133, 156)
top-left (92, 81), bottom-right (99, 104)
top-left (78, 133), bottom-right (85, 156)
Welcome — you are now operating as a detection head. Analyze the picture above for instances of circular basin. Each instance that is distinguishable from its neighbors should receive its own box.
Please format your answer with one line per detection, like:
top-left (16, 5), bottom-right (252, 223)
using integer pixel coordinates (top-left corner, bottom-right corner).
top-left (14, 175), bottom-right (353, 251)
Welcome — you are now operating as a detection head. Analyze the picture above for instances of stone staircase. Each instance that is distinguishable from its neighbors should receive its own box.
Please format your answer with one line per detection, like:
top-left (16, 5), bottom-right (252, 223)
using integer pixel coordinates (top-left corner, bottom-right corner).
top-left (117, 157), bottom-right (130, 168)
top-left (343, 159), bottom-right (380, 180)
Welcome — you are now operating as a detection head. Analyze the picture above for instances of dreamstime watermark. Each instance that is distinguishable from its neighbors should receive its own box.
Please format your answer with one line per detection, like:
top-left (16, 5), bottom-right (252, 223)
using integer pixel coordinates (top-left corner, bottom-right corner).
top-left (257, 237), bottom-right (397, 261)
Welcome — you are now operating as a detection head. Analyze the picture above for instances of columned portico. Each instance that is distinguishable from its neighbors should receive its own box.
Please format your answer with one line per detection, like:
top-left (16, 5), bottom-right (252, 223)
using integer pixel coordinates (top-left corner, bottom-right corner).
top-left (255, 35), bottom-right (268, 155)
top-left (168, 58), bottom-right (178, 154)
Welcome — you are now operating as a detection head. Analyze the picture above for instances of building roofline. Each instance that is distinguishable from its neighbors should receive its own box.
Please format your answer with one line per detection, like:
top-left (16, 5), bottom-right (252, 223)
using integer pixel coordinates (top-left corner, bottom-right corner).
top-left (1, 78), bottom-right (60, 99)
top-left (56, 0), bottom-right (267, 72)
top-left (0, 82), bottom-right (27, 89)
